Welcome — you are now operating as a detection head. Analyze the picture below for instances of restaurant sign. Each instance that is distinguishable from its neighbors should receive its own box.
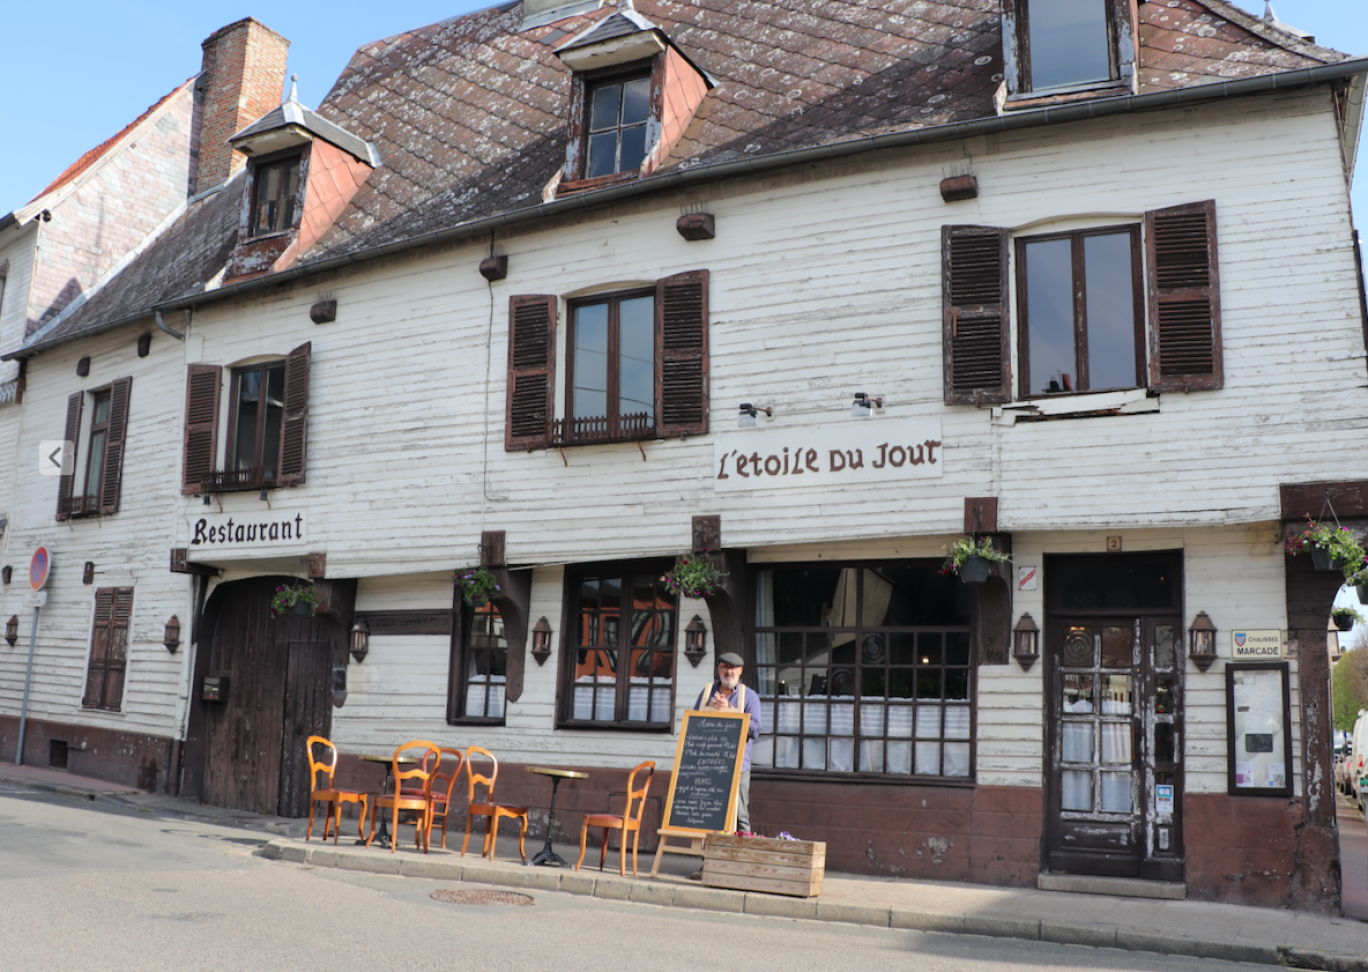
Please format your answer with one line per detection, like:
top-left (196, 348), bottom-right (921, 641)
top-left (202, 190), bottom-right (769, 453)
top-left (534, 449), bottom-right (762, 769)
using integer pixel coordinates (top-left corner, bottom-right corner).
top-left (1231, 629), bottom-right (1283, 661)
top-left (190, 510), bottom-right (307, 548)
top-left (713, 420), bottom-right (944, 492)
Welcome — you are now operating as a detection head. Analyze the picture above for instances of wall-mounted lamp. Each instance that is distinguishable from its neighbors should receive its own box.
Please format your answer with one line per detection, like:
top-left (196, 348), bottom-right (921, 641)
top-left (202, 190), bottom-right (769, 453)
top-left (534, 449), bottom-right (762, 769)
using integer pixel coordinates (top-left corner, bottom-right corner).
top-left (5, 615), bottom-right (18, 648)
top-left (1, 566), bottom-right (11, 585)
top-left (163, 615), bottom-right (180, 653)
top-left (737, 403), bottom-right (773, 428)
top-left (532, 617), bottom-right (553, 666)
top-left (137, 333), bottom-right (152, 357)
top-left (1188, 612), bottom-right (1217, 672)
top-left (1012, 613), bottom-right (1040, 671)
top-left (349, 617), bottom-right (370, 663)
top-left (851, 392), bottom-right (883, 418)
top-left (685, 615), bottom-right (708, 667)
top-left (83, 562), bottom-right (95, 584)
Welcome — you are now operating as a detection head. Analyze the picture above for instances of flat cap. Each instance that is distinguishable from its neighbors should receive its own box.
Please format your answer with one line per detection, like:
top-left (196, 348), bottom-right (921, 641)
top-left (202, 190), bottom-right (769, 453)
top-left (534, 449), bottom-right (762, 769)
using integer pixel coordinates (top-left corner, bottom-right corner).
top-left (717, 652), bottom-right (744, 667)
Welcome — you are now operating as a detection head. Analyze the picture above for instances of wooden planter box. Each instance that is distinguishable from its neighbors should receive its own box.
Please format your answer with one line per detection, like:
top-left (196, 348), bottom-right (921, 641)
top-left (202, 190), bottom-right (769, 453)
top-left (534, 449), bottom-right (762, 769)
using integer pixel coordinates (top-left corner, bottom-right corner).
top-left (701, 834), bottom-right (825, 897)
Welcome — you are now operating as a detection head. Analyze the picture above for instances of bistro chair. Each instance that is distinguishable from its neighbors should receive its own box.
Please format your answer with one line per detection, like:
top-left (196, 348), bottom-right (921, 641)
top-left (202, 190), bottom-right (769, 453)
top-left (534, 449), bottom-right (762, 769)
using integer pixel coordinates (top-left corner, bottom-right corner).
top-left (426, 747), bottom-right (466, 850)
top-left (462, 746), bottom-right (529, 862)
top-left (576, 760), bottom-right (655, 876)
top-left (305, 735), bottom-right (368, 844)
top-left (366, 740), bottom-right (441, 853)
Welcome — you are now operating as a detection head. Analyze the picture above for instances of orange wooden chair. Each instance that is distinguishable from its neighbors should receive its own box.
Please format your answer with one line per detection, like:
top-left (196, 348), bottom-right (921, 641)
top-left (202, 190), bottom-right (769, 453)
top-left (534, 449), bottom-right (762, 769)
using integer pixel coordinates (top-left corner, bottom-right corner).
top-left (461, 746), bottom-right (529, 862)
top-left (576, 760), bottom-right (655, 876)
top-left (366, 740), bottom-right (440, 853)
top-left (305, 735), bottom-right (368, 844)
top-left (426, 747), bottom-right (466, 850)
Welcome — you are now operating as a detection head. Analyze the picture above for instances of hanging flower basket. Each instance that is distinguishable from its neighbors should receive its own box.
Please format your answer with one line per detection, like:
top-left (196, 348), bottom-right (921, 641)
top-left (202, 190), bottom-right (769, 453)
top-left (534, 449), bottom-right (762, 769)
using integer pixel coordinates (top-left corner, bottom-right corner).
top-left (959, 556), bottom-right (993, 584)
top-left (270, 583), bottom-right (322, 618)
top-left (1309, 549), bottom-right (1336, 572)
top-left (941, 535), bottom-right (1010, 584)
top-left (1332, 607), bottom-right (1363, 631)
top-left (661, 554), bottom-right (726, 599)
top-left (1356, 584), bottom-right (1368, 604)
top-left (1286, 517), bottom-right (1366, 581)
top-left (455, 566), bottom-right (501, 607)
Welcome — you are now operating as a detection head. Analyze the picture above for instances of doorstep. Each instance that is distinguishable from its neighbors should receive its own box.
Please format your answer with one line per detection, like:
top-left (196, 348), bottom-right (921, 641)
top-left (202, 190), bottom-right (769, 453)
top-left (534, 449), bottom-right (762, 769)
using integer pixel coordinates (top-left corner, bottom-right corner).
top-left (1037, 873), bottom-right (1186, 900)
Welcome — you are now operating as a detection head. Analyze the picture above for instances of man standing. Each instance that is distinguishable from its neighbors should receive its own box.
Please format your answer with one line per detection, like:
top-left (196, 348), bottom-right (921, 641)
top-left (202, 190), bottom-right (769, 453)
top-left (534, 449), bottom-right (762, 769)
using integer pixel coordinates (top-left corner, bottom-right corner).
top-left (694, 651), bottom-right (762, 833)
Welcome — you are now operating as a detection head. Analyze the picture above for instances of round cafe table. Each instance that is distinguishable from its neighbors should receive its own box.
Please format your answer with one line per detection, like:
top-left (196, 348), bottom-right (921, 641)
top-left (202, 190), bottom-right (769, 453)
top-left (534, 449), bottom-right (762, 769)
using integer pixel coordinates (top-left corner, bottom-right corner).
top-left (525, 766), bottom-right (588, 867)
top-left (358, 752), bottom-right (418, 847)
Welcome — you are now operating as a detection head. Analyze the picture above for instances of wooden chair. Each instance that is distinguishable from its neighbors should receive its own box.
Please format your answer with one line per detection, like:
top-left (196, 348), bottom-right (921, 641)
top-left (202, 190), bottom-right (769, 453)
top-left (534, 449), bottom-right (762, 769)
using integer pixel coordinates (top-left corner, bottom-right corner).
top-left (426, 747), bottom-right (466, 850)
top-left (305, 735), bottom-right (368, 844)
top-left (576, 760), bottom-right (655, 876)
top-left (366, 740), bottom-right (440, 853)
top-left (461, 746), bottom-right (529, 862)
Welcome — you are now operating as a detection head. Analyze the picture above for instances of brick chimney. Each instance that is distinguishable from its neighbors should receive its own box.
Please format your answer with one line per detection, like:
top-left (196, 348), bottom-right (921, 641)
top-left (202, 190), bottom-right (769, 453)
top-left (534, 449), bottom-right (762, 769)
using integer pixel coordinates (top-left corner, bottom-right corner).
top-left (195, 18), bottom-right (289, 192)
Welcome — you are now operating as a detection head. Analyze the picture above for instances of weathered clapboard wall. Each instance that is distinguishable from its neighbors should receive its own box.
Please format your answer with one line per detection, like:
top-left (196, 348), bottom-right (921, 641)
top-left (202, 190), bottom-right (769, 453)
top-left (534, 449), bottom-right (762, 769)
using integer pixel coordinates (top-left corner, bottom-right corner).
top-left (0, 87), bottom-right (1355, 799)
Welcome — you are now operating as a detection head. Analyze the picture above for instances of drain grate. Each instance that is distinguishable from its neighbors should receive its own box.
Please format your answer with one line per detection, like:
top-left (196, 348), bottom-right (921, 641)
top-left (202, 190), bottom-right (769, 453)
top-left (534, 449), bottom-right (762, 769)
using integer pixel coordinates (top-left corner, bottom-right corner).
top-left (431, 889), bottom-right (534, 907)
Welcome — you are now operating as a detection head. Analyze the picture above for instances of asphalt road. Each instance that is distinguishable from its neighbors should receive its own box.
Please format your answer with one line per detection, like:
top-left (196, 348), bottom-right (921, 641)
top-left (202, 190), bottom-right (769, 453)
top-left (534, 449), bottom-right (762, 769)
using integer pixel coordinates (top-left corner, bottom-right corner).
top-left (0, 786), bottom-right (1269, 972)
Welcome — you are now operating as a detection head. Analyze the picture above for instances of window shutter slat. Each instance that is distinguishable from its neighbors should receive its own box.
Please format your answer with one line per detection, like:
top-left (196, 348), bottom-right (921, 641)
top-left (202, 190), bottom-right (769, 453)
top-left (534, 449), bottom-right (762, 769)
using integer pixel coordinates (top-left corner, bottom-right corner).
top-left (943, 226), bottom-right (1010, 405)
top-left (83, 588), bottom-right (115, 708)
top-left (505, 295), bottom-right (556, 451)
top-left (656, 270), bottom-right (709, 438)
top-left (98, 377), bottom-right (132, 515)
top-left (277, 342), bottom-right (311, 486)
top-left (1146, 200), bottom-right (1222, 392)
top-left (57, 391), bottom-right (84, 520)
top-left (182, 365), bottom-right (221, 493)
top-left (103, 589), bottom-right (133, 711)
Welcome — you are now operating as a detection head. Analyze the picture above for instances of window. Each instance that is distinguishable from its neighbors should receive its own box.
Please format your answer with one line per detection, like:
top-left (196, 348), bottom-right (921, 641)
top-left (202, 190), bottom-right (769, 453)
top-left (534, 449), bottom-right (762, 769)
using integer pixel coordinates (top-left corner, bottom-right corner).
top-left (566, 289), bottom-right (656, 442)
top-left (249, 155), bottom-right (301, 236)
top-left (751, 564), bottom-right (973, 778)
top-left (560, 563), bottom-right (677, 728)
top-left (229, 362), bottom-right (286, 484)
top-left (506, 273), bottom-right (708, 450)
top-left (56, 378), bottom-right (132, 520)
top-left (456, 602), bottom-right (508, 722)
top-left (83, 587), bottom-right (133, 711)
top-left (1017, 225), bottom-right (1143, 397)
top-left (1001, 0), bottom-right (1135, 99)
top-left (585, 75), bottom-right (651, 179)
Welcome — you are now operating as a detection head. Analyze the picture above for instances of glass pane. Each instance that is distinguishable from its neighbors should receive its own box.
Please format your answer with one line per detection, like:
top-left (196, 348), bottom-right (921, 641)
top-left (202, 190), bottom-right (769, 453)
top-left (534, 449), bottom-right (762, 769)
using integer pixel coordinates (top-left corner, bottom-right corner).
top-left (587, 131), bottom-right (618, 178)
top-left (945, 669), bottom-right (969, 701)
top-left (1155, 676), bottom-right (1174, 715)
top-left (768, 568), bottom-right (842, 626)
top-left (887, 703), bottom-right (913, 738)
top-left (1028, 0), bottom-right (1111, 90)
top-left (281, 161), bottom-right (299, 228)
top-left (1024, 237), bottom-right (1076, 395)
top-left (918, 635), bottom-right (943, 667)
top-left (915, 669), bottom-right (942, 700)
top-left (943, 705), bottom-right (970, 739)
top-left (1084, 232), bottom-right (1137, 390)
top-left (1062, 769), bottom-right (1092, 811)
top-left (1101, 674), bottom-right (1132, 714)
top-left (876, 566), bottom-right (971, 625)
top-left (94, 397), bottom-right (111, 424)
top-left (943, 742), bottom-right (971, 777)
top-left (915, 705), bottom-right (941, 739)
top-left (619, 125), bottom-right (647, 172)
top-left (889, 632), bottom-right (916, 666)
top-left (1100, 723), bottom-right (1132, 762)
top-left (887, 740), bottom-right (912, 774)
top-left (1154, 625), bottom-right (1175, 670)
top-left (622, 77), bottom-right (650, 124)
top-left (590, 84), bottom-right (621, 131)
top-left (1100, 771), bottom-right (1132, 812)
top-left (1063, 673), bottom-right (1094, 713)
top-left (859, 740), bottom-right (884, 773)
top-left (261, 365), bottom-right (285, 479)
top-left (755, 632), bottom-right (776, 668)
top-left (1155, 723), bottom-right (1175, 764)
top-left (84, 431), bottom-right (106, 497)
top-left (752, 736), bottom-right (774, 768)
top-left (914, 741), bottom-right (941, 775)
top-left (573, 302), bottom-right (609, 419)
top-left (778, 631), bottom-right (802, 664)
top-left (802, 736), bottom-right (826, 770)
top-left (1062, 722), bottom-right (1093, 763)
top-left (861, 665), bottom-right (887, 699)
top-left (1054, 560), bottom-right (1177, 611)
top-left (233, 370), bottom-right (261, 470)
top-left (1062, 626), bottom-right (1093, 668)
top-left (618, 295), bottom-right (655, 421)
top-left (1100, 625), bottom-right (1131, 667)
top-left (945, 632), bottom-right (971, 666)
top-left (580, 577), bottom-right (600, 613)
top-left (756, 666), bottom-right (777, 696)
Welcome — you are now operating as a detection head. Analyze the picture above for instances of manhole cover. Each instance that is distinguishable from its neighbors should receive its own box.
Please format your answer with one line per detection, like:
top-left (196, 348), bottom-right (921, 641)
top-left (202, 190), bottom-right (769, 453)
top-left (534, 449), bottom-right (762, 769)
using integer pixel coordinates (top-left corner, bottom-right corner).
top-left (431, 890), bottom-right (534, 907)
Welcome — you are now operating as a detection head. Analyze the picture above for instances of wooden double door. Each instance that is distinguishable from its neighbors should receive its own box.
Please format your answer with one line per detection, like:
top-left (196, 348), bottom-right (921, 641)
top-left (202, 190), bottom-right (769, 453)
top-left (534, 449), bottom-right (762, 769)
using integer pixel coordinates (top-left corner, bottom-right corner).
top-left (1044, 555), bottom-right (1185, 881)
top-left (199, 576), bottom-right (336, 817)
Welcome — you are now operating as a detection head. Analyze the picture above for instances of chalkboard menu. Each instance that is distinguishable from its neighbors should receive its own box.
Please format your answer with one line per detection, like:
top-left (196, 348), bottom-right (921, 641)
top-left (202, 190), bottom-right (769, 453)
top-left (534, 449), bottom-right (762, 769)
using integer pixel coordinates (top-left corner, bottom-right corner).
top-left (660, 710), bottom-right (750, 836)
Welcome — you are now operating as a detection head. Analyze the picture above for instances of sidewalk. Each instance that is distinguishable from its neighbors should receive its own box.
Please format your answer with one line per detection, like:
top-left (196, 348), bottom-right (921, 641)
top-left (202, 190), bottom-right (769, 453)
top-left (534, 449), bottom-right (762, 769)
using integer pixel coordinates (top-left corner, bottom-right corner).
top-left (4, 762), bottom-right (1366, 971)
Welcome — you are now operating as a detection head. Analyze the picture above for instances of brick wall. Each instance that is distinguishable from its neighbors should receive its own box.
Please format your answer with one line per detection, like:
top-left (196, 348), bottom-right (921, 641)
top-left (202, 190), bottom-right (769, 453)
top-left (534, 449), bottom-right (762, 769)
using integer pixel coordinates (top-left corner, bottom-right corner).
top-left (197, 17), bottom-right (290, 191)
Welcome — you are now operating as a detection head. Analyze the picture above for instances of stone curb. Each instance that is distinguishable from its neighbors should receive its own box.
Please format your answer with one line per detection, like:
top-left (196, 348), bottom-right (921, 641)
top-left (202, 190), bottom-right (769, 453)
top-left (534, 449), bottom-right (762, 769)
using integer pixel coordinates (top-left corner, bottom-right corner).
top-left (259, 839), bottom-right (1365, 970)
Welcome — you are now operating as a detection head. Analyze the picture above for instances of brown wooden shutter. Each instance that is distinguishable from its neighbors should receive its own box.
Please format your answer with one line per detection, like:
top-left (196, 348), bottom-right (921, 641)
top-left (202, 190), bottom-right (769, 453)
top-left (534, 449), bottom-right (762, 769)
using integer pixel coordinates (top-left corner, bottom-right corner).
top-left (98, 376), bottom-right (132, 515)
top-left (1146, 200), bottom-right (1222, 391)
top-left (942, 226), bottom-right (1011, 405)
top-left (83, 587), bottom-right (132, 710)
top-left (656, 269), bottom-right (709, 438)
top-left (56, 391), bottom-right (84, 520)
top-left (182, 364), bottom-right (221, 493)
top-left (505, 295), bottom-right (556, 451)
top-left (278, 342), bottom-right (311, 486)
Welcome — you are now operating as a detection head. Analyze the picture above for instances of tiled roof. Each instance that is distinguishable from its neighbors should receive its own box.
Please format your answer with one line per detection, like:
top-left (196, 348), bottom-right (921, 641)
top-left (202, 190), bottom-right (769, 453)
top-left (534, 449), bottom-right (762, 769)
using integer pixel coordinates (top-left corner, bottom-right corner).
top-left (29, 80), bottom-right (194, 205)
top-left (30, 0), bottom-right (1351, 352)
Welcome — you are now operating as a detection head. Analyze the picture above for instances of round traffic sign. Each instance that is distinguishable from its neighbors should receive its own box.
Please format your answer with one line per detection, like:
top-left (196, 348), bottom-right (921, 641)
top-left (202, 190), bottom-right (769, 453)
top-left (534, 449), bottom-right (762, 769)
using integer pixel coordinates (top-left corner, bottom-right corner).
top-left (29, 547), bottom-right (50, 590)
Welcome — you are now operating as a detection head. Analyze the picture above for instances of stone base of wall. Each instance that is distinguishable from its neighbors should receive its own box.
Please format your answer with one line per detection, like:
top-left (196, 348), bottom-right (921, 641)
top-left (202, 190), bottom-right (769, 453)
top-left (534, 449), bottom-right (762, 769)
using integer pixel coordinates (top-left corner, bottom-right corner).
top-left (0, 715), bottom-right (175, 794)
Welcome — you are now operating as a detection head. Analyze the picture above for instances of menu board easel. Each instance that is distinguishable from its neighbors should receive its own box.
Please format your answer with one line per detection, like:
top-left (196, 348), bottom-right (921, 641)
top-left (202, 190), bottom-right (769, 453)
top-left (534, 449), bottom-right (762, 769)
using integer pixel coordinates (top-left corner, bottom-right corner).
top-left (649, 709), bottom-right (749, 878)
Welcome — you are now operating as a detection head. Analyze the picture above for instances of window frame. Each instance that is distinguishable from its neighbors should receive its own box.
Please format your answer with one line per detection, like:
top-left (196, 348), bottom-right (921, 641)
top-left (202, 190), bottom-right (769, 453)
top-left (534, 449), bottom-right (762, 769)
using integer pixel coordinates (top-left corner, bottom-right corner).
top-left (748, 560), bottom-right (977, 784)
top-left (225, 360), bottom-right (287, 488)
top-left (562, 287), bottom-right (658, 445)
top-left (449, 600), bottom-right (509, 726)
top-left (581, 69), bottom-right (653, 181)
top-left (1002, 0), bottom-right (1136, 102)
top-left (1014, 223), bottom-right (1145, 400)
top-left (247, 150), bottom-right (303, 239)
top-left (557, 558), bottom-right (680, 731)
top-left (77, 389), bottom-right (113, 513)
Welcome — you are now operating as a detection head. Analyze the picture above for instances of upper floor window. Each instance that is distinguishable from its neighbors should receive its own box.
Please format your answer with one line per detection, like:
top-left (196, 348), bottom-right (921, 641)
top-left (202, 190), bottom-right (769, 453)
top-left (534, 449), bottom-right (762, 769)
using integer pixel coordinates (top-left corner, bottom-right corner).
top-left (249, 155), bottom-right (301, 236)
top-left (568, 289), bottom-right (656, 442)
top-left (56, 378), bottom-right (132, 521)
top-left (80, 390), bottom-right (113, 508)
top-left (1002, 0), bottom-right (1135, 100)
top-left (586, 75), bottom-right (651, 179)
top-left (230, 362), bottom-right (286, 484)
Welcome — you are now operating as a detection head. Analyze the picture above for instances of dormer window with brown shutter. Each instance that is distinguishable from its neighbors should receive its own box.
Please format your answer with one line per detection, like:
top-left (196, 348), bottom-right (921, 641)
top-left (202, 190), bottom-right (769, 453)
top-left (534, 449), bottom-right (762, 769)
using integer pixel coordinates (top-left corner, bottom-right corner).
top-left (999, 0), bottom-right (1138, 107)
top-left (56, 377), bottom-right (132, 521)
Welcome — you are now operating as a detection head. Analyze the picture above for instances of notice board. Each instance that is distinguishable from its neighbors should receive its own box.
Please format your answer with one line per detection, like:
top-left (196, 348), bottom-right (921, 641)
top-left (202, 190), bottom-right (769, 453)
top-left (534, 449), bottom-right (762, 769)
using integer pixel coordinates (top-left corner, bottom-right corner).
top-left (659, 709), bottom-right (750, 837)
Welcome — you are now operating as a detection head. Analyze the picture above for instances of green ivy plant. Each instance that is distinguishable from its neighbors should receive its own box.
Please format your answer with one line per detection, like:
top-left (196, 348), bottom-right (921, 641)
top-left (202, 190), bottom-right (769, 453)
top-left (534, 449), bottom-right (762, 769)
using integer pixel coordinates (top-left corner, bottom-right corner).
top-left (940, 535), bottom-right (1011, 576)
top-left (270, 583), bottom-right (322, 618)
top-left (661, 554), bottom-right (726, 599)
top-left (455, 566), bottom-right (501, 607)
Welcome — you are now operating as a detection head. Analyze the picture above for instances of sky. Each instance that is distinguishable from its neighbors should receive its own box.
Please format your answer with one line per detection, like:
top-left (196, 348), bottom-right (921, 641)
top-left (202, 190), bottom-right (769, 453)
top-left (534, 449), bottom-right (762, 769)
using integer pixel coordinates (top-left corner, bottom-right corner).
top-left (0, 1), bottom-right (1364, 216)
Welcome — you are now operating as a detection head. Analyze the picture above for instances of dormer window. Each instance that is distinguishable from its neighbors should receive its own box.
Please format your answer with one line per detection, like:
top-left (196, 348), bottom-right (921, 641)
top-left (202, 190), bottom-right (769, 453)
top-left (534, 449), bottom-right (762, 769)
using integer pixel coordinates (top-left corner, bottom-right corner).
top-left (249, 154), bottom-right (301, 237)
top-left (1001, 0), bottom-right (1137, 104)
top-left (586, 74), bottom-right (651, 178)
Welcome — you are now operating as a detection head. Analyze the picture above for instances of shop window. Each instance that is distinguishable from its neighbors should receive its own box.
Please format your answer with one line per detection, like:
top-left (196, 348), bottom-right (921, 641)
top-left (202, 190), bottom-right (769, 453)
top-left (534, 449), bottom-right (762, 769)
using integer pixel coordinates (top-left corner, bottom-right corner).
top-left (559, 562), bottom-right (677, 728)
top-left (452, 601), bottom-right (508, 723)
top-left (56, 378), bottom-right (132, 520)
top-left (750, 564), bottom-right (974, 778)
top-left (83, 587), bottom-right (133, 711)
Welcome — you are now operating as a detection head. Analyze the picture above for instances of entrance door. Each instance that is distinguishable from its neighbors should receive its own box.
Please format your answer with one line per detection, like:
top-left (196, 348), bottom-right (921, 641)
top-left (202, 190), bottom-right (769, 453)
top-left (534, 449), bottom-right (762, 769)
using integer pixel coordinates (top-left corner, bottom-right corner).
top-left (1044, 556), bottom-right (1185, 881)
top-left (200, 577), bottom-right (336, 817)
